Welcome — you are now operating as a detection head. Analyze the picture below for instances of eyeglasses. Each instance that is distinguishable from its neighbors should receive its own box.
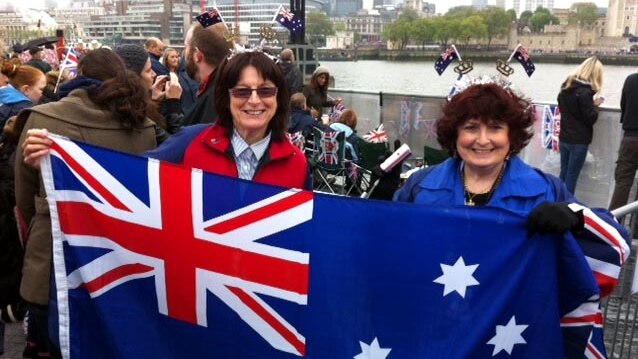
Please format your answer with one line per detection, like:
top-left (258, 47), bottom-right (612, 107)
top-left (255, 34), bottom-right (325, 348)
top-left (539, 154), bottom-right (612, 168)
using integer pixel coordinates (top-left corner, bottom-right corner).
top-left (229, 87), bottom-right (278, 99)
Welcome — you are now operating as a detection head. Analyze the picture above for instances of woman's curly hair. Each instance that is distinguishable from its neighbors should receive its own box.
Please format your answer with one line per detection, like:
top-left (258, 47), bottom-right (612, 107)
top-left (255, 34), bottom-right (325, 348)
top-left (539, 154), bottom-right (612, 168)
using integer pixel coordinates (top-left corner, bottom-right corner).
top-left (437, 83), bottom-right (535, 156)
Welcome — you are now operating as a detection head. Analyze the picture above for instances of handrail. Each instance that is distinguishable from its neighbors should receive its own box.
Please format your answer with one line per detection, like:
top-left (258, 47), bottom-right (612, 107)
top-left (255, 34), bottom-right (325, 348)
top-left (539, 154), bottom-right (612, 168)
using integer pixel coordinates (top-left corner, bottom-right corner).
top-left (611, 200), bottom-right (638, 219)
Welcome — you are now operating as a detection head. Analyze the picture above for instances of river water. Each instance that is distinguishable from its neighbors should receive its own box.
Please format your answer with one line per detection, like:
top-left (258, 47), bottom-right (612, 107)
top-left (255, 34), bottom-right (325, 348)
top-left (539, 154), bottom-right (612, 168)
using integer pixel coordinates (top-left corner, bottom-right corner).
top-left (324, 60), bottom-right (637, 108)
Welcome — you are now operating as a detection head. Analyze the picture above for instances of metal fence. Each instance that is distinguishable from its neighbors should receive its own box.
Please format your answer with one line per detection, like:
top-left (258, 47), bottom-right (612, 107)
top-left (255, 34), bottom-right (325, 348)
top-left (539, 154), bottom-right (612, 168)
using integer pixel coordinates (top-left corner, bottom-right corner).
top-left (330, 88), bottom-right (638, 357)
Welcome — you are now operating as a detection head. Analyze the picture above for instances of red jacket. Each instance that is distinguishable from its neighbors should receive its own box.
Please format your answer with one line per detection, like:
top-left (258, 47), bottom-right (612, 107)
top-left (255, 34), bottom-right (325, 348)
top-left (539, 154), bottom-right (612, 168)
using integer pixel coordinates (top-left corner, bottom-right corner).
top-left (181, 124), bottom-right (310, 189)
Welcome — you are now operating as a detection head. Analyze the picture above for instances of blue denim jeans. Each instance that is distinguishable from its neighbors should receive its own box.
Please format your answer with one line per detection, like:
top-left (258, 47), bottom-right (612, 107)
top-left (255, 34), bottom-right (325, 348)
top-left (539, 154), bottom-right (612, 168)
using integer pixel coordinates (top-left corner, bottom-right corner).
top-left (559, 142), bottom-right (589, 194)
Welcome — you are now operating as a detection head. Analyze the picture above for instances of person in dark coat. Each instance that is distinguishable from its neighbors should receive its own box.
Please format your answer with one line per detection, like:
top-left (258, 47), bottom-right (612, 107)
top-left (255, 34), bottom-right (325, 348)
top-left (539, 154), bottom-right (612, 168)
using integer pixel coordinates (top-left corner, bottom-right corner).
top-left (0, 114), bottom-right (26, 357)
top-left (302, 66), bottom-right (341, 119)
top-left (181, 22), bottom-right (232, 126)
top-left (609, 72), bottom-right (638, 210)
top-left (24, 47), bottom-right (51, 75)
top-left (144, 37), bottom-right (168, 77)
top-left (278, 49), bottom-right (303, 97)
top-left (288, 93), bottom-right (329, 138)
top-left (177, 56), bottom-right (198, 117)
top-left (557, 56), bottom-right (604, 194)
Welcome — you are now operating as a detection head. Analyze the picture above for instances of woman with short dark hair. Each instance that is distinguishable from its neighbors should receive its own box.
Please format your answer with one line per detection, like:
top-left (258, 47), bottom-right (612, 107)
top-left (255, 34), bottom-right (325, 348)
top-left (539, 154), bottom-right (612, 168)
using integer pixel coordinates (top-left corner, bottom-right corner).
top-left (144, 51), bottom-right (311, 190)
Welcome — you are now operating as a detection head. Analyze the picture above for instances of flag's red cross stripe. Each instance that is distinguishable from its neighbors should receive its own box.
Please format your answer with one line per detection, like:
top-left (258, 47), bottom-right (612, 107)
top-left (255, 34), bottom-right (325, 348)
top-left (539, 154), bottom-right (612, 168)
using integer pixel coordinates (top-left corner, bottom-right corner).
top-left (51, 141), bottom-right (311, 354)
top-left (279, 9), bottom-right (294, 21)
top-left (368, 131), bottom-right (386, 142)
top-left (442, 48), bottom-right (455, 60)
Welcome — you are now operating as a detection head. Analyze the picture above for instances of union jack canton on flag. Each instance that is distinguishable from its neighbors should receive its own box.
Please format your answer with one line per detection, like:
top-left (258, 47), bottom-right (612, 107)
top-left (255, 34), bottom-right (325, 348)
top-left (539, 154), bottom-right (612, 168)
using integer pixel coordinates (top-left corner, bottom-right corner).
top-left (275, 6), bottom-right (304, 32)
top-left (434, 46), bottom-right (459, 75)
top-left (41, 135), bottom-right (626, 358)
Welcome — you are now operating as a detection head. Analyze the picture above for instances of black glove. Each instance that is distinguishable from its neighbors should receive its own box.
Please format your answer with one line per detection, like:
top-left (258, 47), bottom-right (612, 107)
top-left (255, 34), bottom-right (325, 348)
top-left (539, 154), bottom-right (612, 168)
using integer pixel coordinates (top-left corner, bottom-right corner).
top-left (527, 202), bottom-right (584, 236)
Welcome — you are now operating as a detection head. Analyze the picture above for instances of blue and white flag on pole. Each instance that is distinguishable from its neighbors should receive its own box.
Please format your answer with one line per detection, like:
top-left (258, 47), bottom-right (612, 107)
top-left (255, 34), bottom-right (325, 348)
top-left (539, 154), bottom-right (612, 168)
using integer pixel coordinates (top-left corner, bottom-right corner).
top-left (42, 135), bottom-right (604, 358)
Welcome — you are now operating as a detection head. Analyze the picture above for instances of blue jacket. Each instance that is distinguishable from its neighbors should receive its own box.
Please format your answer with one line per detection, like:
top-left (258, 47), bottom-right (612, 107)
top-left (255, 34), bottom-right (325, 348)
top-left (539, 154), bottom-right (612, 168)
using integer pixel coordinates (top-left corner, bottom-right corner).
top-left (330, 122), bottom-right (360, 161)
top-left (395, 156), bottom-right (631, 357)
top-left (177, 57), bottom-right (198, 117)
top-left (394, 156), bottom-right (563, 215)
top-left (150, 53), bottom-right (169, 77)
top-left (0, 85), bottom-right (31, 128)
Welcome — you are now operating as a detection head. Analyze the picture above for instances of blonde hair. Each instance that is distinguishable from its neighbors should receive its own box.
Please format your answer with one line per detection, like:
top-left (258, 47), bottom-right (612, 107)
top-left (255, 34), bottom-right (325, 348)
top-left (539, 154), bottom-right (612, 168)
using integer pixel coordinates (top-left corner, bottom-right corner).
top-left (161, 47), bottom-right (179, 72)
top-left (562, 56), bottom-right (603, 92)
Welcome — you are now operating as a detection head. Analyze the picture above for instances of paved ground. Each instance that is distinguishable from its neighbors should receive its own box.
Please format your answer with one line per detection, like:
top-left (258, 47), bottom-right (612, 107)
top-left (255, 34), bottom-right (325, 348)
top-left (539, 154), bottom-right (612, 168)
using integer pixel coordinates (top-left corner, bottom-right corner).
top-left (1, 323), bottom-right (25, 359)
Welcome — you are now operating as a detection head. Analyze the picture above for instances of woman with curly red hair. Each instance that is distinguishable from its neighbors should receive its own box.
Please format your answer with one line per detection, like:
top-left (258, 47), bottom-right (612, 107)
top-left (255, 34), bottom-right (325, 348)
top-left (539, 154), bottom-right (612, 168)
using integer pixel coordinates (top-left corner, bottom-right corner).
top-left (394, 82), bottom-right (629, 357)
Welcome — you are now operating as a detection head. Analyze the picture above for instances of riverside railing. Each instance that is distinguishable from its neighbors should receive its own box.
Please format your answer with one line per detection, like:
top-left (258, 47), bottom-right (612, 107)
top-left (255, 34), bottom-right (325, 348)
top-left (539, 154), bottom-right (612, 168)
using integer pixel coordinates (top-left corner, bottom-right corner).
top-left (329, 88), bottom-right (637, 357)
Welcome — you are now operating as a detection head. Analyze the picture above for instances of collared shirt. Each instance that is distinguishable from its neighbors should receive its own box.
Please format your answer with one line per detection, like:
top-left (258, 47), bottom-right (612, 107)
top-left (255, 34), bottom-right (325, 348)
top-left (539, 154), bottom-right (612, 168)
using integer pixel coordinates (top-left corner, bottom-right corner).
top-left (231, 128), bottom-right (271, 180)
top-left (196, 71), bottom-right (214, 96)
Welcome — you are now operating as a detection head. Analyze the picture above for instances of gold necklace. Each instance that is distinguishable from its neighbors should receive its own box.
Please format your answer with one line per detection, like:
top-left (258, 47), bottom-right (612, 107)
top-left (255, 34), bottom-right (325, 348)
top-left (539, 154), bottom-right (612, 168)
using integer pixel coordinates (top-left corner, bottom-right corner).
top-left (462, 165), bottom-right (505, 206)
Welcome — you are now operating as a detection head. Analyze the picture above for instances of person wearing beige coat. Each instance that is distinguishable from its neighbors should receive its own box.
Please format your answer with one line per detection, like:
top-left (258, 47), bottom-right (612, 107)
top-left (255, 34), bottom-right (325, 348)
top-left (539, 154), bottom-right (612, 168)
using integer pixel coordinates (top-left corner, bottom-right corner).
top-left (15, 48), bottom-right (157, 359)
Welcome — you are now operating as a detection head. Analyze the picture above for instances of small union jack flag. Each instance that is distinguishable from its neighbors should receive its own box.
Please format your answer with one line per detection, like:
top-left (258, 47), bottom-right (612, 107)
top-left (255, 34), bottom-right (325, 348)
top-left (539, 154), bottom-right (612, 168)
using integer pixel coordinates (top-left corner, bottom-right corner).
top-left (363, 124), bottom-right (388, 144)
top-left (318, 131), bottom-right (341, 165)
top-left (542, 105), bottom-right (560, 152)
top-left (328, 102), bottom-right (346, 123)
top-left (61, 47), bottom-right (79, 78)
top-left (287, 131), bottom-right (305, 152)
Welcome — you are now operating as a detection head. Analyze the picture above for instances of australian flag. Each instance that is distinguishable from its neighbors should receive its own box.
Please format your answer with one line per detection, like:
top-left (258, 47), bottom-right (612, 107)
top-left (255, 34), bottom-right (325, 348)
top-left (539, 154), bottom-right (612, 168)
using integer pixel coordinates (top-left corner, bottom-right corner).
top-left (434, 46), bottom-right (458, 75)
top-left (42, 135), bottom-right (613, 358)
top-left (196, 8), bottom-right (223, 28)
top-left (514, 44), bottom-right (536, 77)
top-left (275, 6), bottom-right (303, 32)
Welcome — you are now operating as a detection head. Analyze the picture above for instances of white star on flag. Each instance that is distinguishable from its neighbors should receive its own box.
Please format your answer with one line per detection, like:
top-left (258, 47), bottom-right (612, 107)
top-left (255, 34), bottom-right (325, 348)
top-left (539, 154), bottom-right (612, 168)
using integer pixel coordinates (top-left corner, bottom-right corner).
top-left (354, 337), bottom-right (392, 359)
top-left (433, 256), bottom-right (479, 298)
top-left (486, 316), bottom-right (528, 356)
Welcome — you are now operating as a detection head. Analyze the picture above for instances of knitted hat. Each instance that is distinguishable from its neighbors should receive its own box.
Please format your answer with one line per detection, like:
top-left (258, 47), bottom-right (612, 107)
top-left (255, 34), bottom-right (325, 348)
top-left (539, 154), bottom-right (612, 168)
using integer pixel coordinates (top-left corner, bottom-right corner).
top-left (313, 66), bottom-right (329, 77)
top-left (115, 44), bottom-right (149, 75)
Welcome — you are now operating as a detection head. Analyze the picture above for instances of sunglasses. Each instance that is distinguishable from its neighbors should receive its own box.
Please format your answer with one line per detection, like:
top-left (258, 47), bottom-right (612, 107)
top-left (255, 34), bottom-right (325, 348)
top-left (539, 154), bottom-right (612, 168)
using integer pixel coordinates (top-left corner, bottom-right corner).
top-left (229, 87), bottom-right (278, 99)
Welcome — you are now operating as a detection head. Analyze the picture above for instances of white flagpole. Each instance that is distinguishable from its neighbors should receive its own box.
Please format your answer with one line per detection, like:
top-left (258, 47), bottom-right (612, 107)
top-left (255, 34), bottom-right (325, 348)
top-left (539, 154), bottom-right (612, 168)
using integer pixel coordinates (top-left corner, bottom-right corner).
top-left (507, 44), bottom-right (522, 64)
top-left (54, 44), bottom-right (73, 94)
top-left (272, 5), bottom-right (282, 23)
top-left (450, 44), bottom-right (462, 61)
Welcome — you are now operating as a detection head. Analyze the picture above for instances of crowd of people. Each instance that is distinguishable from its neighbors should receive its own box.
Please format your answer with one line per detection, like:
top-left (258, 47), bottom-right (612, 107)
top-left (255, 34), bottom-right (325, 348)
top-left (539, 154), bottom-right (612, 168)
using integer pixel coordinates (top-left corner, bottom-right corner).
top-left (0, 22), bottom-right (634, 359)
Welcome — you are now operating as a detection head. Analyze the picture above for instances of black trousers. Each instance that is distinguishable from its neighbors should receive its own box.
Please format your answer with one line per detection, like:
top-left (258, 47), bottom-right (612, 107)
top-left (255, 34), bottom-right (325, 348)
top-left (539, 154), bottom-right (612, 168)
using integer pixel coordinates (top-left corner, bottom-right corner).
top-left (609, 135), bottom-right (638, 210)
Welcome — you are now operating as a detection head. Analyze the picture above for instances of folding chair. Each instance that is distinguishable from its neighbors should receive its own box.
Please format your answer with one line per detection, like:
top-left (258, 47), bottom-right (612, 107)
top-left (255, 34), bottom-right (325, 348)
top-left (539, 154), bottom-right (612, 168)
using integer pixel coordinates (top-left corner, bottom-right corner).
top-left (355, 139), bottom-right (389, 196)
top-left (311, 128), bottom-right (351, 195)
top-left (423, 145), bottom-right (449, 167)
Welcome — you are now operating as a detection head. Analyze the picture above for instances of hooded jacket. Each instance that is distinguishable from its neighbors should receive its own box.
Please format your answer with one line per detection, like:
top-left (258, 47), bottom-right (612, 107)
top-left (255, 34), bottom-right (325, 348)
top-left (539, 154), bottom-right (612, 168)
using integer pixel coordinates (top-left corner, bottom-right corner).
top-left (557, 79), bottom-right (599, 144)
top-left (302, 67), bottom-right (335, 118)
